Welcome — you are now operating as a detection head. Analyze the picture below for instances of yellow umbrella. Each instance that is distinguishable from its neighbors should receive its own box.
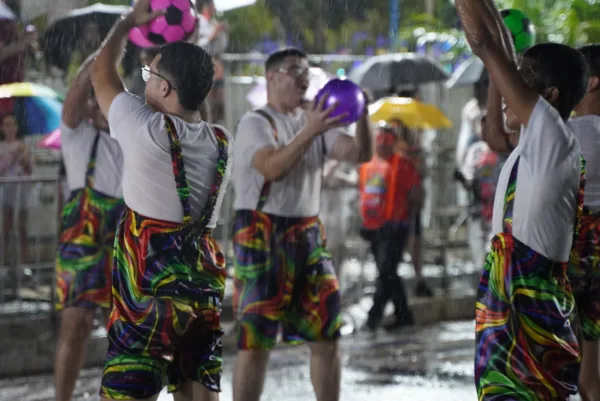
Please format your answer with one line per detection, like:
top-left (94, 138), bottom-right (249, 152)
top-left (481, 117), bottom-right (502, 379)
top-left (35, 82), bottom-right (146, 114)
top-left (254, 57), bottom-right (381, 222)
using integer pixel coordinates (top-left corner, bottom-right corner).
top-left (368, 97), bottom-right (452, 130)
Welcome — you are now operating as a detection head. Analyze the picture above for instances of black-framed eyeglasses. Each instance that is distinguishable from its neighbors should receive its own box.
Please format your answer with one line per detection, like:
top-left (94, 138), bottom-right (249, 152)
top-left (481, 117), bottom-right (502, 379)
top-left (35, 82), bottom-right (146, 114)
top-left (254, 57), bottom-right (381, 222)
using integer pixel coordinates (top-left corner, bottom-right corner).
top-left (141, 65), bottom-right (177, 90)
top-left (278, 65), bottom-right (310, 79)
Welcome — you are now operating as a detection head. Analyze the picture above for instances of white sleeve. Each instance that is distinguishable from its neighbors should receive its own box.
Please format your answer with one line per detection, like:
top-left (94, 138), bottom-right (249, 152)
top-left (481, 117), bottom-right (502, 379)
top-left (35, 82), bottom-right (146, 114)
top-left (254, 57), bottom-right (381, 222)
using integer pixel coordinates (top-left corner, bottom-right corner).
top-left (196, 16), bottom-right (214, 48)
top-left (233, 112), bottom-right (278, 171)
top-left (108, 92), bottom-right (161, 151)
top-left (520, 96), bottom-right (576, 174)
top-left (461, 144), bottom-right (481, 181)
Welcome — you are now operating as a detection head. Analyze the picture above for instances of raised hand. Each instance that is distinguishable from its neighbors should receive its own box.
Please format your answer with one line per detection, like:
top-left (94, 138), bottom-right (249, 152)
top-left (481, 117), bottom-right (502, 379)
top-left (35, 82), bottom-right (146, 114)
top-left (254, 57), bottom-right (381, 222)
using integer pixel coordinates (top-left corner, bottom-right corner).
top-left (305, 93), bottom-right (349, 136)
top-left (129, 0), bottom-right (167, 27)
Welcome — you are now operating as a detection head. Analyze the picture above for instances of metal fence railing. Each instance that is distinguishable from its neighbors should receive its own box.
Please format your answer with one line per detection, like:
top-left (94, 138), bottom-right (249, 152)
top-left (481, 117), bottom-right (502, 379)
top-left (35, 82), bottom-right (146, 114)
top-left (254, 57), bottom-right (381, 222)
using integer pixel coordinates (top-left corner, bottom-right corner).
top-left (0, 174), bottom-right (471, 310)
top-left (0, 176), bottom-right (61, 305)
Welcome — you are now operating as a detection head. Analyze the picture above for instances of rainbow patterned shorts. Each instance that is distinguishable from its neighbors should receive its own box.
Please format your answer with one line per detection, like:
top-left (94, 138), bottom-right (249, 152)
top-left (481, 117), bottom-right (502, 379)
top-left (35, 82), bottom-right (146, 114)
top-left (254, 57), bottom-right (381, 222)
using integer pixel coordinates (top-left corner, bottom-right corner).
top-left (233, 210), bottom-right (342, 350)
top-left (100, 207), bottom-right (226, 400)
top-left (475, 232), bottom-right (581, 401)
top-left (55, 187), bottom-right (124, 310)
top-left (568, 213), bottom-right (600, 341)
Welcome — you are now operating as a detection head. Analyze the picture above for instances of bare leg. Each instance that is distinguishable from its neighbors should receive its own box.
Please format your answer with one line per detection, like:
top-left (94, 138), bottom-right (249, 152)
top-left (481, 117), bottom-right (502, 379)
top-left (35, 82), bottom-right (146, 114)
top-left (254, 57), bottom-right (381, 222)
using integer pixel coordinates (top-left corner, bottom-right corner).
top-left (308, 340), bottom-right (341, 401)
top-left (17, 209), bottom-right (28, 264)
top-left (174, 381), bottom-right (219, 401)
top-left (3, 207), bottom-right (13, 266)
top-left (409, 234), bottom-right (423, 279)
top-left (579, 340), bottom-right (600, 401)
top-left (54, 307), bottom-right (95, 401)
top-left (232, 350), bottom-right (271, 401)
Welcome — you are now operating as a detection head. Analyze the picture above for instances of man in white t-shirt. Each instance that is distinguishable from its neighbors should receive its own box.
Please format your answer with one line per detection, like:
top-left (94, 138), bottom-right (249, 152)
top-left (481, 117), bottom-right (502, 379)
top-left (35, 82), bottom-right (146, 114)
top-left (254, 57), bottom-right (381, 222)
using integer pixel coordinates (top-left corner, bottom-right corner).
top-left (456, 1), bottom-right (589, 400)
top-left (231, 48), bottom-right (373, 401)
top-left (195, 0), bottom-right (227, 123)
top-left (90, 1), bottom-right (233, 400)
top-left (53, 51), bottom-right (125, 401)
top-left (567, 44), bottom-right (600, 401)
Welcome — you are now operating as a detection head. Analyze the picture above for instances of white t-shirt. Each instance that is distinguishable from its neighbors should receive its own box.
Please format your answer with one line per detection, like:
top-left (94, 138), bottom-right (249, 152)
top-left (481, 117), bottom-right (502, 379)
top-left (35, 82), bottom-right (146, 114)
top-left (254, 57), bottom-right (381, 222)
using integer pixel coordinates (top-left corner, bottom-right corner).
top-left (108, 92), bottom-right (234, 227)
top-left (196, 14), bottom-right (228, 56)
top-left (232, 106), bottom-right (349, 217)
top-left (569, 115), bottom-right (600, 211)
top-left (460, 140), bottom-right (488, 181)
top-left (60, 121), bottom-right (124, 198)
top-left (456, 98), bottom-right (482, 167)
top-left (491, 97), bottom-right (581, 262)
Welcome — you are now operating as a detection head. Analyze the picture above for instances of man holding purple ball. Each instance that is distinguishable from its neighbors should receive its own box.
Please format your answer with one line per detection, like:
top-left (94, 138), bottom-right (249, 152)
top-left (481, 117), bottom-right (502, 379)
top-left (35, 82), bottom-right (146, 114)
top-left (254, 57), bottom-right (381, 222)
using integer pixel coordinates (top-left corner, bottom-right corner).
top-left (231, 48), bottom-right (373, 401)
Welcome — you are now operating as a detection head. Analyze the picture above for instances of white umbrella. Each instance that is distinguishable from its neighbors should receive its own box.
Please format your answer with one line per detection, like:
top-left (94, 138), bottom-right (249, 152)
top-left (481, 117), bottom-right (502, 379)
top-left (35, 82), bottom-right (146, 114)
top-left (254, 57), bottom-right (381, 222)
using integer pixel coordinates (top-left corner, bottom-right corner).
top-left (0, 2), bottom-right (16, 20)
top-left (215, 0), bottom-right (256, 12)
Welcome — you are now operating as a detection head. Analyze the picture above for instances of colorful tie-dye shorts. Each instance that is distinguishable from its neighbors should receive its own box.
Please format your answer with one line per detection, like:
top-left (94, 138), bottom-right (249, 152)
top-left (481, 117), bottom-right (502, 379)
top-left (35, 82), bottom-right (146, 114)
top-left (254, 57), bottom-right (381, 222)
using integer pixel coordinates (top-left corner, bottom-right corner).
top-left (475, 232), bottom-right (580, 401)
top-left (569, 212), bottom-right (600, 341)
top-left (100, 207), bottom-right (226, 400)
top-left (232, 210), bottom-right (342, 350)
top-left (55, 187), bottom-right (124, 310)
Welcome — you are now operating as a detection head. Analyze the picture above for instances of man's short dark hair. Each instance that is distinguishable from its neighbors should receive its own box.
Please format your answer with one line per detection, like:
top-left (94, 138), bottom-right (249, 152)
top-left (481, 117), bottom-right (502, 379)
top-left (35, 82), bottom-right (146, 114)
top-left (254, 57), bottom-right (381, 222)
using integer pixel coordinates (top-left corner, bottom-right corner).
top-left (157, 42), bottom-right (214, 111)
top-left (265, 48), bottom-right (307, 72)
top-left (579, 44), bottom-right (600, 78)
top-left (522, 43), bottom-right (588, 120)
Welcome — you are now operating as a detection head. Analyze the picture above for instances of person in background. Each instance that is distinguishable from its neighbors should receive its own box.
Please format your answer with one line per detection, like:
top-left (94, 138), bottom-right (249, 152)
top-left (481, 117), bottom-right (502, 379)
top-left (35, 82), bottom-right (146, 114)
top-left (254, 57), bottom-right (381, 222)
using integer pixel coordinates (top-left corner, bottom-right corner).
top-left (359, 122), bottom-right (423, 331)
top-left (320, 159), bottom-right (358, 285)
top-left (66, 21), bottom-right (101, 85)
top-left (566, 44), bottom-right (600, 401)
top-left (0, 0), bottom-right (37, 115)
top-left (455, 75), bottom-right (489, 167)
top-left (195, 0), bottom-right (227, 123)
top-left (454, 115), bottom-right (503, 267)
top-left (0, 112), bottom-right (33, 268)
top-left (391, 117), bottom-right (434, 298)
top-left (54, 50), bottom-right (125, 401)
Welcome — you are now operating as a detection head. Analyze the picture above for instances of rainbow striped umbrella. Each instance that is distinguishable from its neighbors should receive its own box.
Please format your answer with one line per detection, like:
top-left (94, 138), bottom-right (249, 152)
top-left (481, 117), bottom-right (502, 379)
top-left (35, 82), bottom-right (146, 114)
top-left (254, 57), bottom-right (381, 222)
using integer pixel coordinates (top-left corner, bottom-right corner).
top-left (0, 82), bottom-right (63, 136)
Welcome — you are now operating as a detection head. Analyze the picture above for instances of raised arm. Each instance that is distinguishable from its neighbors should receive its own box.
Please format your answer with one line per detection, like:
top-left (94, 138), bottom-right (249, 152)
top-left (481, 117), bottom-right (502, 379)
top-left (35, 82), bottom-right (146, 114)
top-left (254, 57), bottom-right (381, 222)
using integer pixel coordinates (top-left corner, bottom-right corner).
top-left (455, 0), bottom-right (539, 127)
top-left (62, 51), bottom-right (100, 129)
top-left (481, 88), bottom-right (519, 154)
top-left (251, 95), bottom-right (348, 181)
top-left (91, 0), bottom-right (164, 118)
top-left (328, 113), bottom-right (373, 164)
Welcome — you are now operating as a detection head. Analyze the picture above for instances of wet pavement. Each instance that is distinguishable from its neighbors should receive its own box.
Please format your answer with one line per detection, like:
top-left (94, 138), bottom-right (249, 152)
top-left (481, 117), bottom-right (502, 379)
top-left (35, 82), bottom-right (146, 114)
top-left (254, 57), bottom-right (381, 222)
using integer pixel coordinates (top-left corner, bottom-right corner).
top-left (0, 321), bottom-right (478, 401)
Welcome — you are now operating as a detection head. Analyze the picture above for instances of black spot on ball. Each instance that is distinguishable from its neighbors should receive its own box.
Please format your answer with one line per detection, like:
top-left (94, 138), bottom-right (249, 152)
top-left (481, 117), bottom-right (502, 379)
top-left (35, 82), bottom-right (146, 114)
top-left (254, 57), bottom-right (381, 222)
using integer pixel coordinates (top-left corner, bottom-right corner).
top-left (165, 5), bottom-right (183, 25)
top-left (148, 32), bottom-right (167, 45)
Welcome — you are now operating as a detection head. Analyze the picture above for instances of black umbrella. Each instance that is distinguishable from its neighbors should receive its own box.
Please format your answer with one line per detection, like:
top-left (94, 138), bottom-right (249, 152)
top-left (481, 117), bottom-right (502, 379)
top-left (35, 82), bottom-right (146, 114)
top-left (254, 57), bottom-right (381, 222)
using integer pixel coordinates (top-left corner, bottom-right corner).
top-left (42, 3), bottom-right (133, 71)
top-left (347, 53), bottom-right (450, 92)
top-left (445, 57), bottom-right (489, 88)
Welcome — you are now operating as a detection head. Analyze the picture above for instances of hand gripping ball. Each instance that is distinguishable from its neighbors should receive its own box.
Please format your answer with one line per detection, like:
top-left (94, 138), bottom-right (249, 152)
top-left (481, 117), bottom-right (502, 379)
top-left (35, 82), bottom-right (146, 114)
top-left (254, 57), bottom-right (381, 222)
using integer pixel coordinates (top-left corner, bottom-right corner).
top-left (129, 0), bottom-right (198, 48)
top-left (500, 9), bottom-right (536, 54)
top-left (314, 79), bottom-right (366, 125)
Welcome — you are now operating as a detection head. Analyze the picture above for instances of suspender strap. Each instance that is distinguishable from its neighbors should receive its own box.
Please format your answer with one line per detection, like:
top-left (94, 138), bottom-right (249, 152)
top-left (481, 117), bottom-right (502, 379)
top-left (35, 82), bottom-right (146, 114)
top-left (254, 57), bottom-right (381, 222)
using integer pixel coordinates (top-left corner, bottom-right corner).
top-left (164, 115), bottom-right (229, 235)
top-left (85, 131), bottom-right (101, 188)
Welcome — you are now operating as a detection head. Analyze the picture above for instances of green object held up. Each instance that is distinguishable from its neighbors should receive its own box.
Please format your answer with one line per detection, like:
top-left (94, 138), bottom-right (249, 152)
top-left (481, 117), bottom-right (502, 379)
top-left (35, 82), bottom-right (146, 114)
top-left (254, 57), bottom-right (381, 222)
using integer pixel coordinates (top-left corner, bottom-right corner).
top-left (500, 9), bottom-right (536, 53)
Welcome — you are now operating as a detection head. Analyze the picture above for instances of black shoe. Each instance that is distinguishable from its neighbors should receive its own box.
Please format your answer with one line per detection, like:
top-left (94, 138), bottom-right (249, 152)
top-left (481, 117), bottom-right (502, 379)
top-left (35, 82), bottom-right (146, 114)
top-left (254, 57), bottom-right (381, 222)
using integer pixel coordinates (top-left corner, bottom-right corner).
top-left (363, 317), bottom-right (378, 333)
top-left (415, 279), bottom-right (434, 298)
top-left (383, 311), bottom-right (415, 331)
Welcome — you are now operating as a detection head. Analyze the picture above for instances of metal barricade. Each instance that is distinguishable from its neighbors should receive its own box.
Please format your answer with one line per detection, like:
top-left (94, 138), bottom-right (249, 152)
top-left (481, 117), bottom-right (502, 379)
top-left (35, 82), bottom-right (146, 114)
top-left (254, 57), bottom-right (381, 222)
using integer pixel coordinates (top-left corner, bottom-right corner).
top-left (0, 176), bottom-right (62, 306)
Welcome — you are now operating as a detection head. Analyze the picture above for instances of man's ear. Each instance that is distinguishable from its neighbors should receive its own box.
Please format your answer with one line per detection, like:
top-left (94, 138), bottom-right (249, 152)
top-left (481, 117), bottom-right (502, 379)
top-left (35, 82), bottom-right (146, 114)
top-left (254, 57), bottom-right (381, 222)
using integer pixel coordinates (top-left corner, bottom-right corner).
top-left (588, 76), bottom-right (600, 93)
top-left (543, 86), bottom-right (560, 104)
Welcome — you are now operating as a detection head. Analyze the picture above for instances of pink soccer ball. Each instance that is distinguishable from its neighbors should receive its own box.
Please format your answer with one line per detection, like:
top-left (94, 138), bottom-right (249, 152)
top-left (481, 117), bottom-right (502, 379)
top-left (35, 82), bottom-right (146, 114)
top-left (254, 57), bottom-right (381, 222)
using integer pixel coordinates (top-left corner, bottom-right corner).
top-left (129, 0), bottom-right (198, 48)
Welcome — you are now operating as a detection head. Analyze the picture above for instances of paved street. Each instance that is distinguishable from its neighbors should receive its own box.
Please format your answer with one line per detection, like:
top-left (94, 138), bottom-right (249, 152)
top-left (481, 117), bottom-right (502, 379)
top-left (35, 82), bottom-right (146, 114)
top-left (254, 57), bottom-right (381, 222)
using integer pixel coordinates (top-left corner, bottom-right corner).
top-left (0, 321), bottom-right (478, 401)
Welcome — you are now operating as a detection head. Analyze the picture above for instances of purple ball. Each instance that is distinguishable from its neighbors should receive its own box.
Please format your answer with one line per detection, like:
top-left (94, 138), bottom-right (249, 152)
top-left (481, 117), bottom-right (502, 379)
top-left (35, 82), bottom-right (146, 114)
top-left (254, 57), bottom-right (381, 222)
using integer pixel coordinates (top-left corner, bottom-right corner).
top-left (314, 79), bottom-right (366, 125)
